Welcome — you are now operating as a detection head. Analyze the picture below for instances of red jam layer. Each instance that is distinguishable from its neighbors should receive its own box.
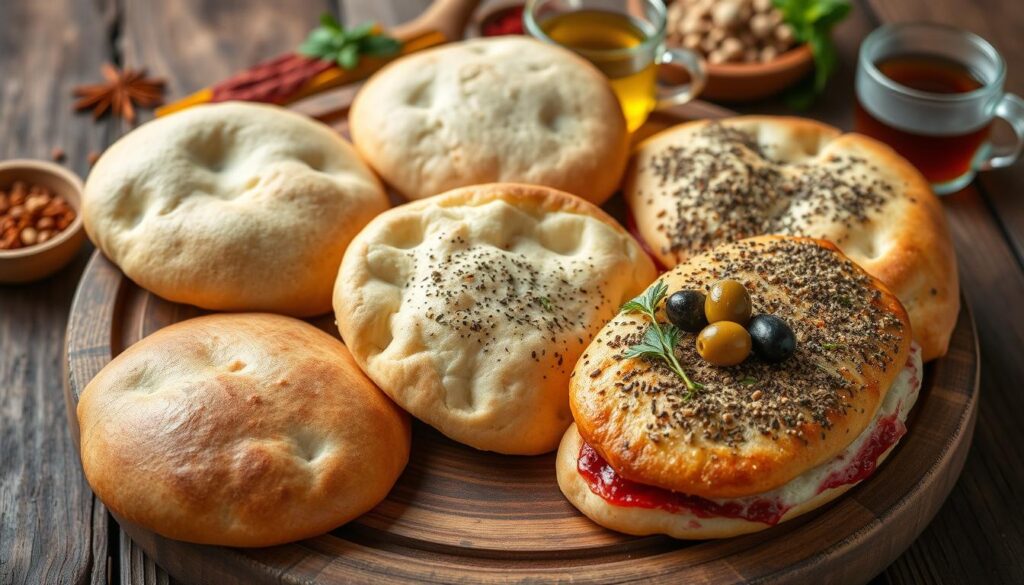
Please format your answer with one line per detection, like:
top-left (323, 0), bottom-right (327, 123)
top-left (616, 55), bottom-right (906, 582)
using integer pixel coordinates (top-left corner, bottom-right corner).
top-left (578, 412), bottom-right (905, 525)
top-left (817, 414), bottom-right (906, 493)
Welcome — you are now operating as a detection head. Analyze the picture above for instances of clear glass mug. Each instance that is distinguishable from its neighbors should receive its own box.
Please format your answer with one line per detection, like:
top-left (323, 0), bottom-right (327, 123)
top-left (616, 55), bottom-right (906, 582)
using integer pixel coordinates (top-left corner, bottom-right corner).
top-left (524, 0), bottom-right (706, 132)
top-left (855, 23), bottom-right (1024, 195)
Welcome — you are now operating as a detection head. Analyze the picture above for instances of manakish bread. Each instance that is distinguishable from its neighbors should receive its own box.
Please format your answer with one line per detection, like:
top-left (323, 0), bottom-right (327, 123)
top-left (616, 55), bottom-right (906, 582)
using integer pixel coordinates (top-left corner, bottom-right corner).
top-left (77, 313), bottom-right (410, 547)
top-left (557, 333), bottom-right (920, 538)
top-left (570, 236), bottom-right (912, 500)
top-left (334, 183), bottom-right (656, 454)
top-left (625, 116), bottom-right (958, 361)
top-left (349, 37), bottom-right (629, 204)
top-left (83, 102), bottom-right (388, 317)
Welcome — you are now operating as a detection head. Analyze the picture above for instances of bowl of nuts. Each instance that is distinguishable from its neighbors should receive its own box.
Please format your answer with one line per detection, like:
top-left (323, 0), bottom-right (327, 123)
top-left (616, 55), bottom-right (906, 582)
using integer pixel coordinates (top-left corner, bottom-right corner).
top-left (0, 159), bottom-right (86, 283)
top-left (666, 0), bottom-right (814, 101)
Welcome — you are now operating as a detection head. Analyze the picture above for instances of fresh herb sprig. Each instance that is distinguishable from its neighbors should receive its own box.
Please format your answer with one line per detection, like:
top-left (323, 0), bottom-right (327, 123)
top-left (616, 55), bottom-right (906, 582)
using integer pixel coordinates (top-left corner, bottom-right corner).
top-left (299, 14), bottom-right (401, 70)
top-left (621, 282), bottom-right (703, 397)
top-left (773, 0), bottom-right (851, 108)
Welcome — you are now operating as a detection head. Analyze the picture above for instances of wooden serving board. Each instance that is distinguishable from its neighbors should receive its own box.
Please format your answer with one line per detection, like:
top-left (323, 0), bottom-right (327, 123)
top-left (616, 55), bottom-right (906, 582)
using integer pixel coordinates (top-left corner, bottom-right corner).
top-left (64, 98), bottom-right (979, 584)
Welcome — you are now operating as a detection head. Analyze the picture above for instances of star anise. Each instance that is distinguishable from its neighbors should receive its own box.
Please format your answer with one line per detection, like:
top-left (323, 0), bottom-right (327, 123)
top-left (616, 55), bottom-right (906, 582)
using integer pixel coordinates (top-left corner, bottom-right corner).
top-left (73, 64), bottom-right (166, 123)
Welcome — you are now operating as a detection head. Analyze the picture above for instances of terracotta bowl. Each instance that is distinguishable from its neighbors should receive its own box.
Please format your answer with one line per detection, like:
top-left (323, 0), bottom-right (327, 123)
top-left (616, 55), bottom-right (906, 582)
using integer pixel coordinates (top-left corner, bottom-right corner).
top-left (0, 160), bottom-right (86, 284)
top-left (701, 43), bottom-right (815, 102)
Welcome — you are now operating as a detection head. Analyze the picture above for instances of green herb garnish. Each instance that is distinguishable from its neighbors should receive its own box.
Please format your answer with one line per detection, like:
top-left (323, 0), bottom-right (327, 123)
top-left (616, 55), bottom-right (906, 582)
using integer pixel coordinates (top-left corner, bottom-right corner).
top-left (822, 342), bottom-right (844, 350)
top-left (740, 376), bottom-right (758, 386)
top-left (538, 296), bottom-right (554, 313)
top-left (773, 0), bottom-right (851, 108)
top-left (621, 281), bottom-right (703, 397)
top-left (299, 14), bottom-right (401, 70)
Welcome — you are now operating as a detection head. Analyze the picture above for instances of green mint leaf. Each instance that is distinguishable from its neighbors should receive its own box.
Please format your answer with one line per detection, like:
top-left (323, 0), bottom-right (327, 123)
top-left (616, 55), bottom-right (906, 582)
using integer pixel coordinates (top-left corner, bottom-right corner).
top-left (347, 21), bottom-right (376, 40)
top-left (361, 34), bottom-right (402, 56)
top-left (338, 44), bottom-right (360, 70)
top-left (320, 13), bottom-right (343, 33)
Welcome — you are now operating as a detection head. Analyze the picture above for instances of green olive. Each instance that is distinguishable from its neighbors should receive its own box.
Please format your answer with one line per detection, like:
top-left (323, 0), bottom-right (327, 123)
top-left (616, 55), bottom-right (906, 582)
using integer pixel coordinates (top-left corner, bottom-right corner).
top-left (696, 322), bottom-right (752, 366)
top-left (705, 279), bottom-right (752, 325)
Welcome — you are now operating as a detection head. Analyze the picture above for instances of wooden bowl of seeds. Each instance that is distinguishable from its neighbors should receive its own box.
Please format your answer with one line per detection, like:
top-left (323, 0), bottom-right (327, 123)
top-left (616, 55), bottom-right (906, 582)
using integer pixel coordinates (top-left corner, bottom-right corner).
top-left (666, 0), bottom-right (815, 102)
top-left (0, 159), bottom-right (86, 283)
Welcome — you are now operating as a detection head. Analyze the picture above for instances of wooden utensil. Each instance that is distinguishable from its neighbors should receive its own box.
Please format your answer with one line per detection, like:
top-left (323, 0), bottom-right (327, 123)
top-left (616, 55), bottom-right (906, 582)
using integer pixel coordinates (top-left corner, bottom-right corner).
top-left (155, 0), bottom-right (481, 117)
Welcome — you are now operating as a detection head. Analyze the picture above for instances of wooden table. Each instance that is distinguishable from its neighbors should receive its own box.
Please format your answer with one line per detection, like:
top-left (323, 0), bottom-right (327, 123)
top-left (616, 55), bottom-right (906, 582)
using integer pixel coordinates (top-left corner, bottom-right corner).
top-left (1, 1), bottom-right (1021, 583)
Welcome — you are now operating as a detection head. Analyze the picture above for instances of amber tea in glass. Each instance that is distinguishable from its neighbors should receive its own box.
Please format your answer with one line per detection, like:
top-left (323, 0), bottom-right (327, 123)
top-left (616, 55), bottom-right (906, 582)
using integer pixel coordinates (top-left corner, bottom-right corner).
top-left (855, 24), bottom-right (1024, 194)
top-left (525, 0), bottom-right (705, 132)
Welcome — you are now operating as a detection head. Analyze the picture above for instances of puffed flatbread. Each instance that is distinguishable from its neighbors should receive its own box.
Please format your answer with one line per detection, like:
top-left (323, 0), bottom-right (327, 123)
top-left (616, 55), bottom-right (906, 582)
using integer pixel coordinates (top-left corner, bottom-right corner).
top-left (83, 102), bottom-right (388, 317)
top-left (77, 313), bottom-right (410, 547)
top-left (334, 183), bottom-right (656, 454)
top-left (350, 37), bottom-right (629, 204)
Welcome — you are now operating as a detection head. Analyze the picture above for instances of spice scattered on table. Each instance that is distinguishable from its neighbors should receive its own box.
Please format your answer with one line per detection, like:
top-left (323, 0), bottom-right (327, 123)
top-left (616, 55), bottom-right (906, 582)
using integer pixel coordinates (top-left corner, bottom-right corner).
top-left (0, 181), bottom-right (76, 250)
top-left (73, 64), bottom-right (166, 123)
top-left (50, 147), bottom-right (65, 162)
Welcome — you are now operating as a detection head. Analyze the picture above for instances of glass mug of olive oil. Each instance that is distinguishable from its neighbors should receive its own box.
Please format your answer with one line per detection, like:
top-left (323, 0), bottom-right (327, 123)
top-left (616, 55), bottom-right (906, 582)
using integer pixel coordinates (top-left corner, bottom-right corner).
top-left (524, 0), bottom-right (706, 132)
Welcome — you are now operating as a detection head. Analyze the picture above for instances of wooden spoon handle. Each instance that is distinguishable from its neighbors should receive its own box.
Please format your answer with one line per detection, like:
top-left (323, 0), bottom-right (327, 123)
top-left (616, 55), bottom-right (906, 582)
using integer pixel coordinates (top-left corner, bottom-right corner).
top-left (392, 0), bottom-right (482, 42)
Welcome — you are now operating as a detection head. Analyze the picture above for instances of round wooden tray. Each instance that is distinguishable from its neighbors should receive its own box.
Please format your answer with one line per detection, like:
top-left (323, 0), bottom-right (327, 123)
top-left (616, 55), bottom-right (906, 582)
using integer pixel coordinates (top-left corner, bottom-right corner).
top-left (64, 102), bottom-right (979, 584)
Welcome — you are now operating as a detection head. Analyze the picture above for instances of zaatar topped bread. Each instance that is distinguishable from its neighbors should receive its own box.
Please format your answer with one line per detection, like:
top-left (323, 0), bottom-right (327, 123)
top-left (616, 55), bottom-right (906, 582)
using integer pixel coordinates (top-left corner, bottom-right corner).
top-left (626, 116), bottom-right (958, 362)
top-left (557, 236), bottom-right (922, 538)
top-left (334, 183), bottom-right (656, 455)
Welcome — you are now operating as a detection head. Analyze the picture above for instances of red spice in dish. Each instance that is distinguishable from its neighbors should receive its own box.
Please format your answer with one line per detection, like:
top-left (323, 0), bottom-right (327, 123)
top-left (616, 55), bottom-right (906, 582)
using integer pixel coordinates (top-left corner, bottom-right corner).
top-left (481, 5), bottom-right (525, 37)
top-left (577, 411), bottom-right (906, 525)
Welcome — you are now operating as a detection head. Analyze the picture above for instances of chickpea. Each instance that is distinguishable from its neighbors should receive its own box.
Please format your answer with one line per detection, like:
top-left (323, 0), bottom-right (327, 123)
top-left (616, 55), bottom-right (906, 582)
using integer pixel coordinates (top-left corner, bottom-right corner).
top-left (720, 37), bottom-right (744, 61)
top-left (712, 0), bottom-right (744, 29)
top-left (750, 13), bottom-right (774, 39)
top-left (775, 23), bottom-right (795, 45)
top-left (760, 45), bottom-right (779, 62)
top-left (753, 0), bottom-right (774, 12)
top-left (708, 49), bottom-right (729, 65)
top-left (20, 227), bottom-right (37, 246)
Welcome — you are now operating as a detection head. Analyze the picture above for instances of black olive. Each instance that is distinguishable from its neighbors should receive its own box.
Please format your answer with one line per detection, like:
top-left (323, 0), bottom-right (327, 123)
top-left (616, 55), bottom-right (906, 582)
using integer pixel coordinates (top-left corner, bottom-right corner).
top-left (748, 314), bottom-right (797, 363)
top-left (666, 290), bottom-right (708, 333)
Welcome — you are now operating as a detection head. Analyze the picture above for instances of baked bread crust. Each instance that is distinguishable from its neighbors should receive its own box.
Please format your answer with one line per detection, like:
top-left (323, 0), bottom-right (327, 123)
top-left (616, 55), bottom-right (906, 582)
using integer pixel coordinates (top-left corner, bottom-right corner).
top-left (556, 423), bottom-right (872, 539)
top-left (83, 102), bottom-right (388, 317)
top-left (349, 37), bottom-right (629, 204)
top-left (77, 313), bottom-right (410, 547)
top-left (625, 116), bottom-right (958, 361)
top-left (334, 183), bottom-right (656, 454)
top-left (570, 236), bottom-right (911, 499)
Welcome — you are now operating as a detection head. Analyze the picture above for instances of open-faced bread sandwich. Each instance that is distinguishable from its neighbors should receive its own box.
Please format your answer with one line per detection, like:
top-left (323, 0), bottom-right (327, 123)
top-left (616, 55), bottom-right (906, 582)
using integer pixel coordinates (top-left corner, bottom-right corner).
top-left (334, 183), bottom-right (655, 455)
top-left (558, 236), bottom-right (922, 538)
top-left (626, 116), bottom-right (957, 361)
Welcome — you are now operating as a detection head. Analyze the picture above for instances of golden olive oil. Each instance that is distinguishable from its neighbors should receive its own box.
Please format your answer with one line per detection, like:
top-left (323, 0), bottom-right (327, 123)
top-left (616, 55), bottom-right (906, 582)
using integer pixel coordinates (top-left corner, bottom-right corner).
top-left (541, 10), bottom-right (657, 132)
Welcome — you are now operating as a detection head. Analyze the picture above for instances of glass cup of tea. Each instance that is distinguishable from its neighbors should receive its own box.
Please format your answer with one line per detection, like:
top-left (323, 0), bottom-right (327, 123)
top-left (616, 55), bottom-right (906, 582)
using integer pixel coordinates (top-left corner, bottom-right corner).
top-left (855, 23), bottom-right (1024, 195)
top-left (523, 0), bottom-right (706, 132)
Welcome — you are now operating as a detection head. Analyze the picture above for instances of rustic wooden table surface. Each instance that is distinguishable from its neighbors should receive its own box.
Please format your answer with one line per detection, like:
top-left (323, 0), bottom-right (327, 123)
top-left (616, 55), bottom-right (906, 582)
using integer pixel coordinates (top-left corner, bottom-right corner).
top-left (1, 1), bottom-right (1022, 584)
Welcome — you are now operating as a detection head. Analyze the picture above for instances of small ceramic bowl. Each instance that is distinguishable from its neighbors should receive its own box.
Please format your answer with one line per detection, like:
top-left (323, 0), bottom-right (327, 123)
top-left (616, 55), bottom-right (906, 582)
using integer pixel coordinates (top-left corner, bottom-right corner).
top-left (701, 44), bottom-right (815, 102)
top-left (0, 159), bottom-right (86, 283)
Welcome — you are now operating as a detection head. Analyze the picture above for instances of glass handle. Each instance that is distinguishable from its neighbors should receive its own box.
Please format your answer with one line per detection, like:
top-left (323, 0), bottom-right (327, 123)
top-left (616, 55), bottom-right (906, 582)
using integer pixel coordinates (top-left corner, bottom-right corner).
top-left (981, 93), bottom-right (1024, 170)
top-left (655, 47), bottom-right (707, 109)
